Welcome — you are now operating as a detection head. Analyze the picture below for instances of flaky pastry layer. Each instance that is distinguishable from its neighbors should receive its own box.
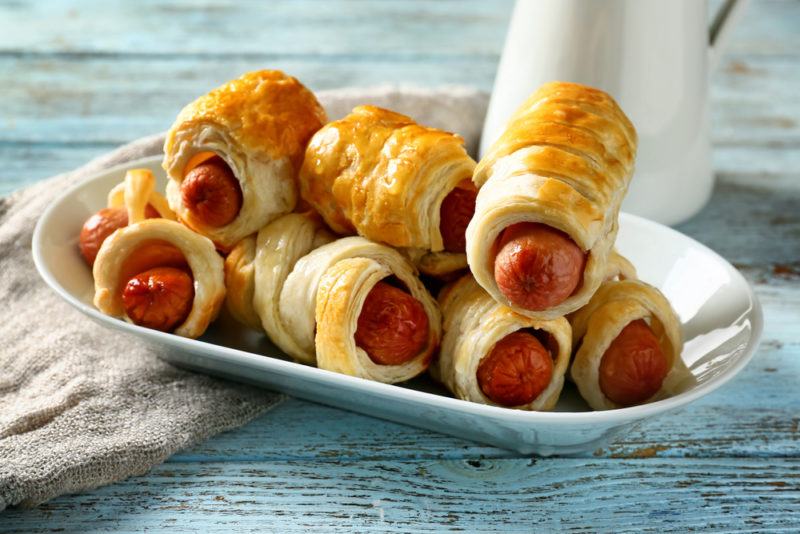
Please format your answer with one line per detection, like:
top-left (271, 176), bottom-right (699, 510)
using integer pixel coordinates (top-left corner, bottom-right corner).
top-left (251, 213), bottom-right (441, 383)
top-left (163, 70), bottom-right (327, 249)
top-left (568, 279), bottom-right (693, 410)
top-left (299, 105), bottom-right (476, 277)
top-left (93, 218), bottom-right (225, 339)
top-left (467, 81), bottom-right (638, 319)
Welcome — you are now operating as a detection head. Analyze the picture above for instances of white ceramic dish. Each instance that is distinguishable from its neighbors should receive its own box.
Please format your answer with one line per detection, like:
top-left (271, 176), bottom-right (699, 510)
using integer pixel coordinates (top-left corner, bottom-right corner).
top-left (32, 156), bottom-right (763, 455)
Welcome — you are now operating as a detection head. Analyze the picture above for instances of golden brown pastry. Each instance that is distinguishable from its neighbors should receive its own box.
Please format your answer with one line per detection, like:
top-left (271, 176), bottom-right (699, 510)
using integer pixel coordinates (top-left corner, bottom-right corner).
top-left (432, 275), bottom-right (571, 410)
top-left (92, 170), bottom-right (225, 338)
top-left (223, 235), bottom-right (262, 331)
top-left (605, 250), bottom-right (637, 282)
top-left (223, 212), bottom-right (335, 333)
top-left (568, 279), bottom-right (693, 410)
top-left (250, 212), bottom-right (441, 383)
top-left (106, 169), bottom-right (175, 222)
top-left (298, 105), bottom-right (477, 278)
top-left (163, 70), bottom-right (327, 250)
top-left (467, 82), bottom-right (637, 319)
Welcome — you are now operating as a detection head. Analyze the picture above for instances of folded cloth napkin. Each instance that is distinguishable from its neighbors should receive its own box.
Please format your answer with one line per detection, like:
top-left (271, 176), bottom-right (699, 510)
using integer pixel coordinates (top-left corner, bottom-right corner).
top-left (0, 86), bottom-right (488, 509)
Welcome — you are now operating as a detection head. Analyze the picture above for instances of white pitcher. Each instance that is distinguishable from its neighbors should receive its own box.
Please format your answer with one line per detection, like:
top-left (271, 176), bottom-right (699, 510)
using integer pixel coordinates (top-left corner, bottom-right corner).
top-left (481, 0), bottom-right (748, 225)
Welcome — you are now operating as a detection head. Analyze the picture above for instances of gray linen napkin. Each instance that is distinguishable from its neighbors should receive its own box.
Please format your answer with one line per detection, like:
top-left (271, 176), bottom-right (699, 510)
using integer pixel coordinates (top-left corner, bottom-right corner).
top-left (0, 86), bottom-right (488, 509)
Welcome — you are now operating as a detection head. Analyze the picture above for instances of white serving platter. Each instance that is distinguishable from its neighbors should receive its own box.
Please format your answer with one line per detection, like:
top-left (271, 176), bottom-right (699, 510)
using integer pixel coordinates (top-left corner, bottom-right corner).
top-left (32, 156), bottom-right (763, 455)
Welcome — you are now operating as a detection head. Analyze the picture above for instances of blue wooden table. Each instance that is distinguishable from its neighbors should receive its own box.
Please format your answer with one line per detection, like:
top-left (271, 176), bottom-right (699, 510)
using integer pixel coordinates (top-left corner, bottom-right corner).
top-left (2, 0), bottom-right (799, 531)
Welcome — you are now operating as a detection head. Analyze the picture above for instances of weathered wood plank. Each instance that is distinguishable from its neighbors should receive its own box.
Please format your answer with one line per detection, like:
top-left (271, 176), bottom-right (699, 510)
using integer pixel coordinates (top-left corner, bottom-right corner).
top-left (722, 0), bottom-right (800, 55)
top-left (2, 459), bottom-right (798, 532)
top-left (0, 143), bottom-right (118, 194)
top-left (714, 56), bottom-right (800, 146)
top-left (0, 0), bottom-right (513, 56)
top-left (678, 182), bottom-right (800, 269)
top-left (4, 53), bottom-right (799, 147)
top-left (2, 0), bottom-right (795, 58)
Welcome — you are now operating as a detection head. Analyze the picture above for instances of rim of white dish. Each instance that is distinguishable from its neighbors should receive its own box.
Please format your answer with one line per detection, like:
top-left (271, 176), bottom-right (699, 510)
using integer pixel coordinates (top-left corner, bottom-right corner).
top-left (32, 155), bottom-right (764, 425)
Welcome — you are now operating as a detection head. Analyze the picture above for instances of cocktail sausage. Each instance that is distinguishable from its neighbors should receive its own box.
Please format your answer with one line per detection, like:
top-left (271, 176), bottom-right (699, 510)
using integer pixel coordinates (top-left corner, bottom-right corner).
top-left (181, 156), bottom-right (243, 227)
top-left (598, 319), bottom-right (667, 406)
top-left (79, 205), bottom-right (160, 266)
top-left (476, 331), bottom-right (554, 406)
top-left (354, 281), bottom-right (429, 365)
top-left (122, 267), bottom-right (195, 332)
top-left (493, 222), bottom-right (586, 311)
top-left (440, 181), bottom-right (477, 253)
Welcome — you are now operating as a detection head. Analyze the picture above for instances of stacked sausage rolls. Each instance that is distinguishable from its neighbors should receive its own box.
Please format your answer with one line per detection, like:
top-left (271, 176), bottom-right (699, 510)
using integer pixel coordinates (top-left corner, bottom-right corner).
top-left (298, 105), bottom-right (477, 278)
top-left (428, 82), bottom-right (691, 411)
top-left (78, 71), bottom-right (692, 413)
top-left (224, 212), bottom-right (441, 383)
top-left (468, 82), bottom-right (637, 319)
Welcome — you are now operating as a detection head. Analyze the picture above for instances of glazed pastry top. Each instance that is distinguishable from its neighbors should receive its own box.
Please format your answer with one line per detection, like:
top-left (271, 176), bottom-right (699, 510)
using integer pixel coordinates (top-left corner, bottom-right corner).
top-left (165, 70), bottom-right (327, 169)
top-left (475, 81), bottom-right (637, 191)
top-left (299, 105), bottom-right (475, 250)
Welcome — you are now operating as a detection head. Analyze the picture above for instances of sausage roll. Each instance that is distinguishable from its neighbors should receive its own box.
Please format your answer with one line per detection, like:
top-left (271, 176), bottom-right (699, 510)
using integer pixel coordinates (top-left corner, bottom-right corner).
top-left (93, 171), bottom-right (226, 338)
top-left (432, 275), bottom-right (571, 410)
top-left (79, 169), bottom-right (175, 267)
top-left (298, 105), bottom-right (477, 278)
top-left (251, 212), bottom-right (441, 383)
top-left (568, 279), bottom-right (693, 410)
top-left (163, 70), bottom-right (328, 250)
top-left (467, 82), bottom-right (637, 319)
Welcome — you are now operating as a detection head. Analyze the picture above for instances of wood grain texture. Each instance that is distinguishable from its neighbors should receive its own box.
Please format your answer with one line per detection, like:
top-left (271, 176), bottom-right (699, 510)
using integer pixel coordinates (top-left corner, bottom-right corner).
top-left (0, 0), bottom-right (512, 194)
top-left (1, 459), bottom-right (799, 532)
top-left (2, 0), bottom-right (800, 531)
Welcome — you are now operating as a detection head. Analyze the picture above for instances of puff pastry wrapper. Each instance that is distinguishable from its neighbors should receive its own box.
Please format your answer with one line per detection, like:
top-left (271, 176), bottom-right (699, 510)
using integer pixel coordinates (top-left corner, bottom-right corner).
top-left (299, 105), bottom-right (476, 277)
top-left (224, 212), bottom-right (334, 333)
top-left (223, 234), bottom-right (262, 331)
top-left (467, 81), bottom-right (637, 319)
top-left (432, 275), bottom-right (571, 410)
top-left (92, 170), bottom-right (225, 339)
top-left (250, 213), bottom-right (441, 383)
top-left (568, 278), bottom-right (694, 410)
top-left (163, 70), bottom-right (327, 249)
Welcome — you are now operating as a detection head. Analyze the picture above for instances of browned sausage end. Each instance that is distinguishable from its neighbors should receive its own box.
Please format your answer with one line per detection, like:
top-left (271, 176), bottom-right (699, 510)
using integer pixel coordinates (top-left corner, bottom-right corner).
top-left (493, 222), bottom-right (586, 311)
top-left (181, 156), bottom-right (243, 228)
top-left (476, 330), bottom-right (554, 407)
top-left (599, 319), bottom-right (667, 406)
top-left (355, 281), bottom-right (429, 366)
top-left (122, 266), bottom-right (195, 332)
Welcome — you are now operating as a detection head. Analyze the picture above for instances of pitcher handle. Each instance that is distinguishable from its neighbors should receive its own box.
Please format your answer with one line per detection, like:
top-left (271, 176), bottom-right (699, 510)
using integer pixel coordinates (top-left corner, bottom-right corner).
top-left (709, 0), bottom-right (749, 71)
